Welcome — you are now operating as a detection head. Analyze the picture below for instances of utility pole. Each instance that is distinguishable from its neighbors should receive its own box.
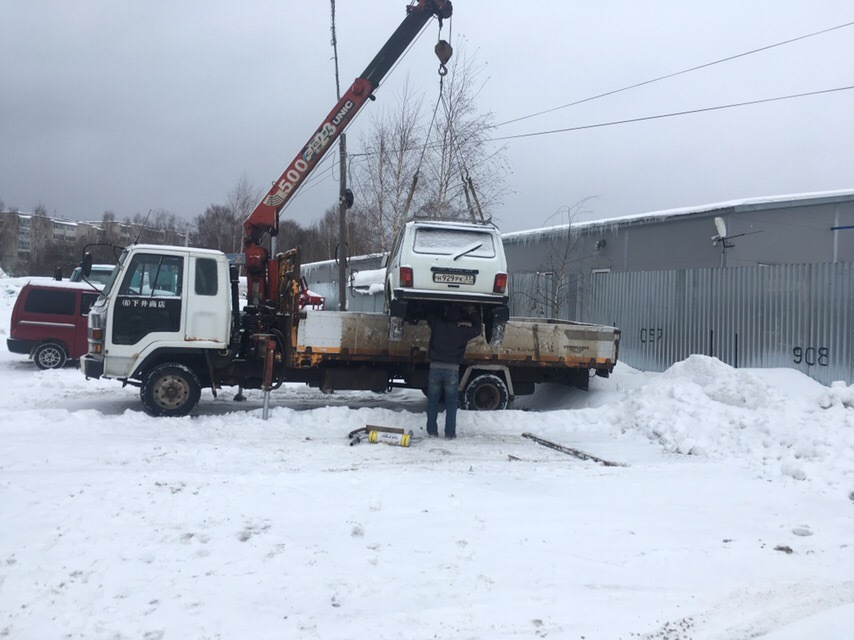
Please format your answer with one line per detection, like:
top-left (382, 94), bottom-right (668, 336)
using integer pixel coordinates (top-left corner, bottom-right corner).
top-left (331, 0), bottom-right (348, 311)
top-left (337, 135), bottom-right (348, 310)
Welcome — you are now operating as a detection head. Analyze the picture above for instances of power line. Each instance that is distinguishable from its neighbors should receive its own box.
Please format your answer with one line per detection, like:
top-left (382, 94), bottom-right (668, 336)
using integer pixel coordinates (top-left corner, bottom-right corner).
top-left (496, 19), bottom-right (854, 128)
top-left (491, 85), bottom-right (854, 141)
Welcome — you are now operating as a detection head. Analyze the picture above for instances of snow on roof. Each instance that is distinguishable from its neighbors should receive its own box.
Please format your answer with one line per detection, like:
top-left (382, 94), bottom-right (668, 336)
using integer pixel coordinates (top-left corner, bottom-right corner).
top-left (351, 267), bottom-right (386, 288)
top-left (505, 188), bottom-right (854, 240)
top-left (350, 267), bottom-right (387, 295)
top-left (22, 278), bottom-right (104, 291)
top-left (302, 252), bottom-right (388, 270)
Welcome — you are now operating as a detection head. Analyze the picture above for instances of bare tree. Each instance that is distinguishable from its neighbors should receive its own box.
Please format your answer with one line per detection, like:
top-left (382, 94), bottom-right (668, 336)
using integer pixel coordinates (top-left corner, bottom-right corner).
top-left (27, 204), bottom-right (56, 275)
top-left (0, 208), bottom-right (19, 274)
top-left (513, 199), bottom-right (597, 319)
top-left (227, 174), bottom-right (263, 254)
top-left (304, 206), bottom-right (375, 263)
top-left (350, 79), bottom-right (425, 252)
top-left (419, 43), bottom-right (511, 223)
top-left (350, 45), bottom-right (510, 244)
top-left (189, 204), bottom-right (241, 253)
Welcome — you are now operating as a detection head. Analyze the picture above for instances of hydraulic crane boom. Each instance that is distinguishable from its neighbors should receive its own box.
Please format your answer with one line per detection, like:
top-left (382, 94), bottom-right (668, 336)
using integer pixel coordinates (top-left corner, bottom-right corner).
top-left (243, 0), bottom-right (453, 306)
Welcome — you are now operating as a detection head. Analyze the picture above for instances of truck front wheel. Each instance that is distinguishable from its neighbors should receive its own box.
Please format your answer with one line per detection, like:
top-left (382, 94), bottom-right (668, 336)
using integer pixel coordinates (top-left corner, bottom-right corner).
top-left (141, 363), bottom-right (202, 417)
top-left (462, 373), bottom-right (510, 411)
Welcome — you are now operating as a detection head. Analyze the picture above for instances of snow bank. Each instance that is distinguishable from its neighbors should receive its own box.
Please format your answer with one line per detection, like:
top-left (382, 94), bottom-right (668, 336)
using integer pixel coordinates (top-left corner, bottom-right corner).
top-left (619, 354), bottom-right (854, 489)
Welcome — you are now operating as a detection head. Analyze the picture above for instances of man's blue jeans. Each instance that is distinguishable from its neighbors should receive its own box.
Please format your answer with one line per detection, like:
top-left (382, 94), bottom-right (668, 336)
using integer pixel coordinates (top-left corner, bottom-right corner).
top-left (426, 365), bottom-right (460, 437)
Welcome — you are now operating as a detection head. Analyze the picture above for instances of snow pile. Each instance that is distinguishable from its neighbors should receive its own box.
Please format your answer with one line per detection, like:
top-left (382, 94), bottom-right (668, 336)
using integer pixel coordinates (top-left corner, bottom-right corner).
top-left (3, 280), bottom-right (854, 638)
top-left (620, 354), bottom-right (854, 489)
top-left (351, 267), bottom-right (386, 295)
top-left (0, 279), bottom-right (23, 340)
top-left (820, 380), bottom-right (854, 410)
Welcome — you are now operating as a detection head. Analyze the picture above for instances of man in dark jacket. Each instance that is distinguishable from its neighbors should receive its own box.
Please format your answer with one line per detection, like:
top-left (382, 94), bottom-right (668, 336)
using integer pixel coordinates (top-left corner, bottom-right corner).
top-left (426, 304), bottom-right (482, 439)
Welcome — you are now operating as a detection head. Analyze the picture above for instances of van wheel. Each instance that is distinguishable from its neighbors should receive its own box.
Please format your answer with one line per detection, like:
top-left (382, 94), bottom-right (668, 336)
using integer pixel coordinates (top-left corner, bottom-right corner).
top-left (34, 342), bottom-right (68, 370)
top-left (462, 373), bottom-right (510, 411)
top-left (141, 363), bottom-right (201, 417)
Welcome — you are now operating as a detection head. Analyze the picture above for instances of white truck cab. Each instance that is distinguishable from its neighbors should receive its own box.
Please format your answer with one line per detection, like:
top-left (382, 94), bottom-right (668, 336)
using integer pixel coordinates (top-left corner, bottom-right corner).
top-left (385, 219), bottom-right (509, 344)
top-left (83, 245), bottom-right (233, 384)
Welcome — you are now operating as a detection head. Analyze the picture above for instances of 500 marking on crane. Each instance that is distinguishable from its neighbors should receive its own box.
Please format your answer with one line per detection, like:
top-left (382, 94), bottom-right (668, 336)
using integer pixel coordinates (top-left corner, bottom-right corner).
top-left (268, 99), bottom-right (356, 206)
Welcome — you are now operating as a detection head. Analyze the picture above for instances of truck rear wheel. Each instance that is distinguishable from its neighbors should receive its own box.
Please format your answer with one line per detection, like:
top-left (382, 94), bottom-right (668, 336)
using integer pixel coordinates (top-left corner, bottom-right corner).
top-left (462, 373), bottom-right (509, 411)
top-left (141, 363), bottom-right (201, 417)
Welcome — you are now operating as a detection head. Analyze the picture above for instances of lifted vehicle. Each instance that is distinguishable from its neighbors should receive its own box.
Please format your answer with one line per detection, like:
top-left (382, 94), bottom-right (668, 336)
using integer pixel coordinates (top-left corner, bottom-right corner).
top-left (385, 219), bottom-right (509, 344)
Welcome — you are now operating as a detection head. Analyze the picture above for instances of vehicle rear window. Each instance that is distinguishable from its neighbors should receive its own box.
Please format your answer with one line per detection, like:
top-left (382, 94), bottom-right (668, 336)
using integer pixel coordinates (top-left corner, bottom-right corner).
top-left (413, 228), bottom-right (496, 258)
top-left (23, 289), bottom-right (76, 315)
top-left (195, 258), bottom-right (218, 296)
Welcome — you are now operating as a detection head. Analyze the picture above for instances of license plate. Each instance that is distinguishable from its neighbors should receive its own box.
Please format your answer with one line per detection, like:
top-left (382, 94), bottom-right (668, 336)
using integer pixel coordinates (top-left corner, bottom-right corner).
top-left (433, 272), bottom-right (475, 285)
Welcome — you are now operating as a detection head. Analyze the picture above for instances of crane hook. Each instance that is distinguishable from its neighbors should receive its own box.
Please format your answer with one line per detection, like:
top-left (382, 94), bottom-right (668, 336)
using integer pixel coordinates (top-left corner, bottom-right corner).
top-left (435, 39), bottom-right (453, 77)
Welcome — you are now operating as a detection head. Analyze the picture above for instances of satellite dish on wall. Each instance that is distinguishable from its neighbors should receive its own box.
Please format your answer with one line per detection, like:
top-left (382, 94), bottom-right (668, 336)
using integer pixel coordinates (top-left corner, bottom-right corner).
top-left (714, 216), bottom-right (728, 240)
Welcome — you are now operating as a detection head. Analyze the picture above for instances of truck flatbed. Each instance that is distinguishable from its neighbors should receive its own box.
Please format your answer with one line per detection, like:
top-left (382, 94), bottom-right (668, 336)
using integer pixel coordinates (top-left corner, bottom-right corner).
top-left (297, 311), bottom-right (619, 372)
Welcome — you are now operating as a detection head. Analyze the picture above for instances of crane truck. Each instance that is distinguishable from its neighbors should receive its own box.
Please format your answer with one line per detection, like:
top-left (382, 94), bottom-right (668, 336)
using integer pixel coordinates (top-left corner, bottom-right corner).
top-left (80, 1), bottom-right (622, 417)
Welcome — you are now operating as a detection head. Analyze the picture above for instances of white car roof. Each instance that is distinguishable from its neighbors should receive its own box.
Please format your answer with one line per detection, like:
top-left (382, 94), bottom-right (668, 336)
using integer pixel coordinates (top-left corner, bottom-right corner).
top-left (407, 220), bottom-right (499, 233)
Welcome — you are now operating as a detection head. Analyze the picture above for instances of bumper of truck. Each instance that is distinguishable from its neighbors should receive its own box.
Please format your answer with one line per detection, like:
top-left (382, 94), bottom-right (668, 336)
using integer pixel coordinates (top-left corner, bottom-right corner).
top-left (81, 355), bottom-right (104, 379)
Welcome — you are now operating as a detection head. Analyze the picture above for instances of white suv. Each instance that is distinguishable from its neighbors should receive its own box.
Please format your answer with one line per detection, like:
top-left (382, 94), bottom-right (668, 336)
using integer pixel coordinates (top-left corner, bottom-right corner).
top-left (385, 219), bottom-right (509, 344)
top-left (70, 264), bottom-right (115, 286)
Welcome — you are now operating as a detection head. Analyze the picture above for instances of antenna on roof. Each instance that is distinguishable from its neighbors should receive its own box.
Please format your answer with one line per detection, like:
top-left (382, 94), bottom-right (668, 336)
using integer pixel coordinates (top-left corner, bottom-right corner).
top-left (133, 209), bottom-right (153, 245)
top-left (711, 216), bottom-right (763, 267)
top-left (713, 216), bottom-right (728, 241)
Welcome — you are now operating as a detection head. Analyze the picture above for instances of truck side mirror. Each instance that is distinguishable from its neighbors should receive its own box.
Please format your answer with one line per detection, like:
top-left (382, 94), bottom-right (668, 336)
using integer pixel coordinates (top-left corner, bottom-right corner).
top-left (81, 252), bottom-right (93, 278)
top-left (54, 267), bottom-right (63, 281)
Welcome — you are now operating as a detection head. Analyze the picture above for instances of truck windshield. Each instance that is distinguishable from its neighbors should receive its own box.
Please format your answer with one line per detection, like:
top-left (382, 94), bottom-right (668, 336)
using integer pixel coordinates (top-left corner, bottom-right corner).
top-left (98, 251), bottom-right (128, 300)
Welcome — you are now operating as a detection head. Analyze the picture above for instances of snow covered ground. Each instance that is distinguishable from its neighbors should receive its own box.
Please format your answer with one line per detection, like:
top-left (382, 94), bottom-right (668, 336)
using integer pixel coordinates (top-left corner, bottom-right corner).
top-left (1, 275), bottom-right (852, 639)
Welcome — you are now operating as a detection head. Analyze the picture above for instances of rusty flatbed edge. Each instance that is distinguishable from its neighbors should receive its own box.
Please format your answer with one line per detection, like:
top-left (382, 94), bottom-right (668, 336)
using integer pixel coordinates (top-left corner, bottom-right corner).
top-left (296, 312), bottom-right (619, 370)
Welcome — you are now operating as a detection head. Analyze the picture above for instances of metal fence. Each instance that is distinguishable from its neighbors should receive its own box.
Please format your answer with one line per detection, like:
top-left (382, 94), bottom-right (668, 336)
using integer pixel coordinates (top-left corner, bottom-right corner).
top-left (578, 262), bottom-right (853, 386)
top-left (304, 260), bottom-right (853, 385)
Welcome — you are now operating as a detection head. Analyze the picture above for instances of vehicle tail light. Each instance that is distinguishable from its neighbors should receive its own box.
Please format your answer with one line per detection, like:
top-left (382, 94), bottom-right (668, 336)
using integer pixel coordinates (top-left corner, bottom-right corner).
top-left (91, 328), bottom-right (104, 341)
top-left (493, 273), bottom-right (508, 294)
top-left (400, 266), bottom-right (413, 288)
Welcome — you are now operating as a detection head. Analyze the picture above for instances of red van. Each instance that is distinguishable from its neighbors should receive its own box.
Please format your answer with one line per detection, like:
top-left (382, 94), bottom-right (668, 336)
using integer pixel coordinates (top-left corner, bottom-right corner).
top-left (6, 280), bottom-right (102, 369)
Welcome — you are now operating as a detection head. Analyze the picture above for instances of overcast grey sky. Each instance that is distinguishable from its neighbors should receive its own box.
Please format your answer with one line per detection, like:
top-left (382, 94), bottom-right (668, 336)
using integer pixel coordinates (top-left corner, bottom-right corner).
top-left (1, 1), bottom-right (852, 233)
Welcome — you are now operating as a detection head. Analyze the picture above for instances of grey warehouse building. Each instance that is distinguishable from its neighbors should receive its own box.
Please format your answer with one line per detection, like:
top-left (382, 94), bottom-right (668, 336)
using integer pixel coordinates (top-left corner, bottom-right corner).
top-left (504, 189), bottom-right (854, 280)
top-left (501, 189), bottom-right (853, 386)
top-left (304, 190), bottom-right (854, 386)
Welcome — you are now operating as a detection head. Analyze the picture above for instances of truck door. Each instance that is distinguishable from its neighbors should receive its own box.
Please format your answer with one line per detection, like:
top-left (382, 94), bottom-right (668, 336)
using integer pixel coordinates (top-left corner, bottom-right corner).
top-left (184, 256), bottom-right (229, 344)
top-left (111, 253), bottom-right (184, 346)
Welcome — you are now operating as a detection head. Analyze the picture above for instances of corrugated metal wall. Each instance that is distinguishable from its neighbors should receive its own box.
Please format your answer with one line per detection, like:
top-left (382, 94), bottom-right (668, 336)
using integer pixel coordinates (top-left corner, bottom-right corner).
top-left (303, 258), bottom-right (852, 385)
top-left (508, 272), bottom-right (578, 320)
top-left (581, 262), bottom-right (853, 385)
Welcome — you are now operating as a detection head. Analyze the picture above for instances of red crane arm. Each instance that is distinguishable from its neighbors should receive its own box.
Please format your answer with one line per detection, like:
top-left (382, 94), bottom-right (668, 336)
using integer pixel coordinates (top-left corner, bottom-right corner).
top-left (244, 78), bottom-right (374, 245)
top-left (242, 0), bottom-right (452, 306)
